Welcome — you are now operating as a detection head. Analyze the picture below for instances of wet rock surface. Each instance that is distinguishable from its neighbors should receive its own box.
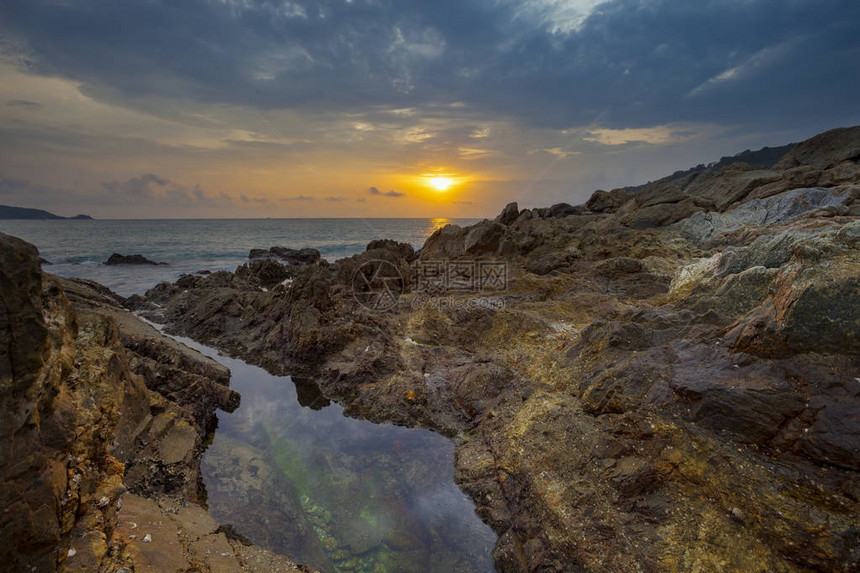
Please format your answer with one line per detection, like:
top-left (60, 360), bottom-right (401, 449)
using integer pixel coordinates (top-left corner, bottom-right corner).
top-left (136, 126), bottom-right (860, 572)
top-left (104, 253), bottom-right (168, 266)
top-left (250, 246), bottom-right (322, 266)
top-left (0, 232), bottom-right (309, 572)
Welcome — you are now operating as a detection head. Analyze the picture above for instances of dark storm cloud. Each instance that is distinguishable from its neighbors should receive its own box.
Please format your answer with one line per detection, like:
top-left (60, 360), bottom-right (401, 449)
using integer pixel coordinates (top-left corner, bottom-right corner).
top-left (1, 0), bottom-right (858, 132)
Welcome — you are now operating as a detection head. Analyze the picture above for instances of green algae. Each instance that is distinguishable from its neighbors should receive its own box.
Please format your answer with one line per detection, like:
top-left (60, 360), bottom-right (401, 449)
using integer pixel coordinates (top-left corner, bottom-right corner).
top-left (199, 348), bottom-right (495, 573)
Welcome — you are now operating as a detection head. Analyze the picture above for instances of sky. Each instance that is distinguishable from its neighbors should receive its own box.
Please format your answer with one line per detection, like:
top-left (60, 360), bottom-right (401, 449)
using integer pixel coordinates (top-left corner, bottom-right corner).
top-left (1, 0), bottom-right (858, 219)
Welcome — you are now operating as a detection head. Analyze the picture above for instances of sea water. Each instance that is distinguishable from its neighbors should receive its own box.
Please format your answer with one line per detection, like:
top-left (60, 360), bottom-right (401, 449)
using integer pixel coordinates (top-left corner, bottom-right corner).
top-left (0, 218), bottom-right (474, 296)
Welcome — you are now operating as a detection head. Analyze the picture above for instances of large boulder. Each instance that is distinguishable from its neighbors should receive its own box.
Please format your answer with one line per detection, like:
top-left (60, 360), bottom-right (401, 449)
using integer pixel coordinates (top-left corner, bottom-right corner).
top-left (548, 202), bottom-right (584, 218)
top-left (683, 166), bottom-right (782, 211)
top-left (620, 198), bottom-right (700, 229)
top-left (366, 239), bottom-right (416, 261)
top-left (464, 220), bottom-right (506, 254)
top-left (419, 224), bottom-right (466, 259)
top-left (632, 180), bottom-right (687, 208)
top-left (775, 125), bottom-right (860, 170)
top-left (494, 201), bottom-right (519, 225)
top-left (251, 246), bottom-right (321, 265)
top-left (586, 188), bottom-right (629, 213)
top-left (235, 258), bottom-right (293, 287)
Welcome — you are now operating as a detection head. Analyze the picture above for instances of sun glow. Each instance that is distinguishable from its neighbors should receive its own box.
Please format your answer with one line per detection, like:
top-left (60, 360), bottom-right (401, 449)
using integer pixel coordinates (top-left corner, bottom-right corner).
top-left (428, 177), bottom-right (453, 191)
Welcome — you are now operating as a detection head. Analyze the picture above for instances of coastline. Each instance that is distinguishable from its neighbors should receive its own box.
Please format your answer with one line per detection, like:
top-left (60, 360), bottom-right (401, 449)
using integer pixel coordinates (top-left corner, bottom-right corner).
top-left (1, 125), bottom-right (858, 572)
top-left (131, 126), bottom-right (860, 571)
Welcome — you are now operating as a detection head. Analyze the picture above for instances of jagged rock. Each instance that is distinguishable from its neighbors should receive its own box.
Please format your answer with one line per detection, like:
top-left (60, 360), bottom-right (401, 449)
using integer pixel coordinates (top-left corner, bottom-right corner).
top-left (366, 238), bottom-right (416, 261)
top-left (747, 165), bottom-right (822, 199)
top-left (1, 234), bottom-right (306, 572)
top-left (668, 253), bottom-right (721, 299)
top-left (523, 249), bottom-right (578, 275)
top-left (836, 219), bottom-right (860, 248)
top-left (716, 232), bottom-right (808, 277)
top-left (619, 197), bottom-right (700, 229)
top-left (0, 233), bottom-right (67, 571)
top-left (818, 161), bottom-right (860, 187)
top-left (729, 249), bottom-right (860, 357)
top-left (235, 258), bottom-right (293, 287)
top-left (115, 126), bottom-right (860, 573)
top-left (494, 201), bottom-right (519, 225)
top-left (548, 202), bottom-right (585, 218)
top-left (274, 246), bottom-right (321, 264)
top-left (683, 167), bottom-right (782, 211)
top-left (670, 186), bottom-right (856, 244)
top-left (586, 188), bottom-right (629, 213)
top-left (633, 180), bottom-right (687, 208)
top-left (250, 246), bottom-right (321, 265)
top-left (104, 253), bottom-right (167, 266)
top-left (419, 224), bottom-right (466, 259)
top-left (775, 125), bottom-right (860, 170)
top-left (464, 220), bottom-right (508, 254)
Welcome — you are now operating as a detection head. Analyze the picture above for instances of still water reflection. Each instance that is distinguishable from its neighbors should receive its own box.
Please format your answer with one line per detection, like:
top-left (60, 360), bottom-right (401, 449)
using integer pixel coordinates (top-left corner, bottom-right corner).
top-left (173, 335), bottom-right (497, 573)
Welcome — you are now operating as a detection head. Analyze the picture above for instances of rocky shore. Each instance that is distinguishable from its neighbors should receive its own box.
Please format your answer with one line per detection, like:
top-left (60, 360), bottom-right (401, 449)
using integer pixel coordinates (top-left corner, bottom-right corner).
top-left (129, 126), bottom-right (860, 571)
top-left (0, 234), bottom-right (311, 572)
top-left (2, 125), bottom-right (858, 572)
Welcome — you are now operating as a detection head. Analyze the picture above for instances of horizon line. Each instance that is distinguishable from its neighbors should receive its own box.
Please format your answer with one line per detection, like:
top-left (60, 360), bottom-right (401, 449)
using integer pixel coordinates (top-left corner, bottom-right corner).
top-left (1, 216), bottom-right (489, 221)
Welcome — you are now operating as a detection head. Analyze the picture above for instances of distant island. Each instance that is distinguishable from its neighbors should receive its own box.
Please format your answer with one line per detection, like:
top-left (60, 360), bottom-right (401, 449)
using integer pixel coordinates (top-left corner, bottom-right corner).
top-left (0, 204), bottom-right (93, 220)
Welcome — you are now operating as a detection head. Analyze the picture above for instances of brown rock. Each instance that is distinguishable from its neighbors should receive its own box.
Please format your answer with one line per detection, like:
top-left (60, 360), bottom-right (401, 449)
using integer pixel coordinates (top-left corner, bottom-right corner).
top-left (775, 125), bottom-right (860, 170)
top-left (495, 201), bottom-right (520, 225)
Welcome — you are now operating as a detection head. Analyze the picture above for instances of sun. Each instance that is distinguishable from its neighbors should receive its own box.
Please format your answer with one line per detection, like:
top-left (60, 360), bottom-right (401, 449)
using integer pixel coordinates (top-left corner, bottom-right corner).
top-left (428, 177), bottom-right (452, 191)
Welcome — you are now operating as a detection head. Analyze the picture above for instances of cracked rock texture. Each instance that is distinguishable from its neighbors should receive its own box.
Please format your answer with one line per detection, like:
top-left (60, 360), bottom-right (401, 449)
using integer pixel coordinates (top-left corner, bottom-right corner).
top-left (137, 126), bottom-right (860, 572)
top-left (0, 233), bottom-right (311, 572)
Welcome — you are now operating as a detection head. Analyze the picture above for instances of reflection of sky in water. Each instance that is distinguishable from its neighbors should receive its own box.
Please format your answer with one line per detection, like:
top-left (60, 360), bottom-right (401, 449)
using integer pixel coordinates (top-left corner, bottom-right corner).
top-left (171, 334), bottom-right (496, 573)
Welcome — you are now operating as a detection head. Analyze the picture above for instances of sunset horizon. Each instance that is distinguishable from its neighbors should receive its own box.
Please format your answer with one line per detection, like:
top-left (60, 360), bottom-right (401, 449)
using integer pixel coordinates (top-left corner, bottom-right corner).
top-left (2, 2), bottom-right (860, 572)
top-left (3, 0), bottom-right (859, 219)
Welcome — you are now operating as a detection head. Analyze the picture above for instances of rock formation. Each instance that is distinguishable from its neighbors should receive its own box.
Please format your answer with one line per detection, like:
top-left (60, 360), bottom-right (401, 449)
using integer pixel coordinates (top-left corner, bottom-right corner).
top-left (104, 253), bottom-right (168, 266)
top-left (5, 125), bottom-right (860, 572)
top-left (249, 246), bottom-right (322, 265)
top-left (0, 233), bottom-right (310, 572)
top-left (132, 125), bottom-right (860, 572)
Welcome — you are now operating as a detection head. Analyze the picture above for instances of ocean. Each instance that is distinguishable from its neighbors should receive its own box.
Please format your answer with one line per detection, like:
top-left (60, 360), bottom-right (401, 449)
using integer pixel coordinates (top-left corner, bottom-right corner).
top-left (0, 218), bottom-right (476, 297)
